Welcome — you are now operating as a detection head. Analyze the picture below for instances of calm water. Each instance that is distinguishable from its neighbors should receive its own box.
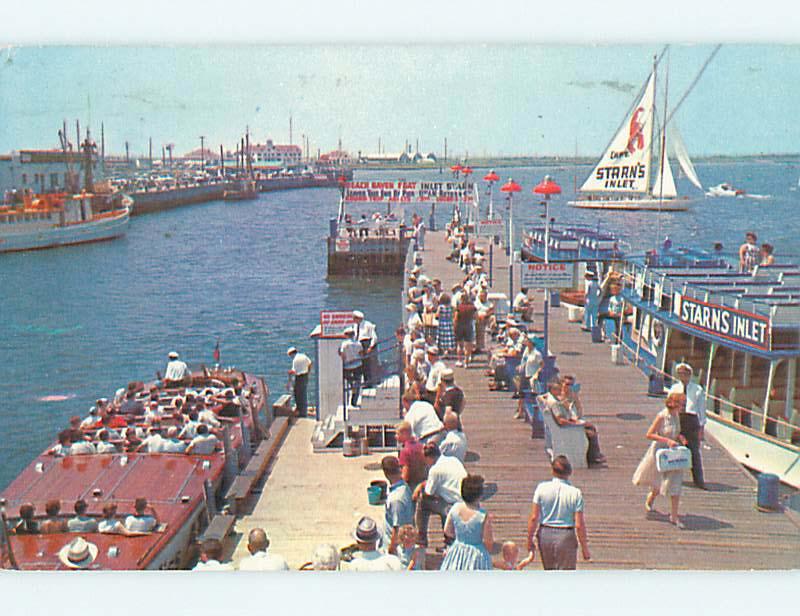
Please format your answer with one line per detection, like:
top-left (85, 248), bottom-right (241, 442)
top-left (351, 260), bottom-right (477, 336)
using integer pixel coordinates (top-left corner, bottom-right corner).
top-left (1, 162), bottom-right (798, 489)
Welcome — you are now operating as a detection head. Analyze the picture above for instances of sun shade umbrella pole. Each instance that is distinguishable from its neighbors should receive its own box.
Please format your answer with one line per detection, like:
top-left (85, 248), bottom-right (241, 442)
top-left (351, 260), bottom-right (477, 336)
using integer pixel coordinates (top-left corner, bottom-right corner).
top-left (500, 179), bottom-right (522, 300)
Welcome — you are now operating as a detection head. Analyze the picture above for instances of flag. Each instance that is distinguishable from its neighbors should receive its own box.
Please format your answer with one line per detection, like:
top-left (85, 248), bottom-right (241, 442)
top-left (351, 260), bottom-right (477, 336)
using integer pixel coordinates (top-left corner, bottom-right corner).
top-left (213, 339), bottom-right (220, 363)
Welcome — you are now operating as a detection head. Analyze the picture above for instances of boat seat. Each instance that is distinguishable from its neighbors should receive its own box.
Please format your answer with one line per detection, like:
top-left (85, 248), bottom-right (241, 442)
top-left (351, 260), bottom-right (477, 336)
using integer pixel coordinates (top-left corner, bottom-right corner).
top-left (198, 513), bottom-right (235, 545)
top-left (750, 404), bottom-right (765, 433)
top-left (541, 407), bottom-right (587, 469)
top-left (718, 396), bottom-right (735, 421)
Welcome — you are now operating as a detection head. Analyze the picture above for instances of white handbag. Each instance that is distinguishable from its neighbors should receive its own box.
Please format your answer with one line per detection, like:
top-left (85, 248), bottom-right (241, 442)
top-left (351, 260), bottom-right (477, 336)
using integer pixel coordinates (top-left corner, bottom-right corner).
top-left (656, 446), bottom-right (692, 472)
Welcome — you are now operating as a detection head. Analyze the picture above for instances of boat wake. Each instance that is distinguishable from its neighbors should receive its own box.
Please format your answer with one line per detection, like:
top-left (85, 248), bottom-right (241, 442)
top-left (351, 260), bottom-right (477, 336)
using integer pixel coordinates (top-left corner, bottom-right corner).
top-left (38, 394), bottom-right (77, 402)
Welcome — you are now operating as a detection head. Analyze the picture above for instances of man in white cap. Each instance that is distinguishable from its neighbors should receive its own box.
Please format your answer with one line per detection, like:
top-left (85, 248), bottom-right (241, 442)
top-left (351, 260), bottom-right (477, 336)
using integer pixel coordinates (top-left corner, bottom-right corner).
top-left (353, 310), bottom-right (378, 386)
top-left (669, 362), bottom-right (707, 489)
top-left (423, 346), bottom-right (447, 404)
top-left (345, 516), bottom-right (403, 571)
top-left (164, 351), bottom-right (191, 387)
top-left (287, 346), bottom-right (312, 418)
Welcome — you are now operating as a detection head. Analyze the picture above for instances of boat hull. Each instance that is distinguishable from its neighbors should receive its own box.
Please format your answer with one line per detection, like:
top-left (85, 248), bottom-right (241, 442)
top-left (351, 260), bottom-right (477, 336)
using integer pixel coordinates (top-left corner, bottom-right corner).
top-left (568, 198), bottom-right (690, 212)
top-left (706, 415), bottom-right (800, 488)
top-left (0, 209), bottom-right (130, 253)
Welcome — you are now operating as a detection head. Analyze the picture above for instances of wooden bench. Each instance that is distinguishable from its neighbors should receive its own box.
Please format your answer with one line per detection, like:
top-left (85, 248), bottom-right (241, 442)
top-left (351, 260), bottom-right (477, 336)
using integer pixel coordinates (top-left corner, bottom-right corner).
top-left (224, 415), bottom-right (291, 514)
top-left (197, 513), bottom-right (235, 544)
top-left (272, 394), bottom-right (294, 417)
top-left (541, 407), bottom-right (588, 469)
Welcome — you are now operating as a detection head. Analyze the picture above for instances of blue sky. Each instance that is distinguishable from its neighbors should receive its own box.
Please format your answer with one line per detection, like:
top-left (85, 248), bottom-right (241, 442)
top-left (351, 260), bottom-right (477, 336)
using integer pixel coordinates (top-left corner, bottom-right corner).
top-left (1, 45), bottom-right (798, 158)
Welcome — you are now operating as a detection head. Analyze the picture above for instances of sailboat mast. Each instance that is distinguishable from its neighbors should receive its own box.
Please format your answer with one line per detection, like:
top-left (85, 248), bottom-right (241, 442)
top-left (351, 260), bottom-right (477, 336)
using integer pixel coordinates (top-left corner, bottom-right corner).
top-left (656, 52), bottom-right (670, 243)
top-left (648, 54), bottom-right (658, 196)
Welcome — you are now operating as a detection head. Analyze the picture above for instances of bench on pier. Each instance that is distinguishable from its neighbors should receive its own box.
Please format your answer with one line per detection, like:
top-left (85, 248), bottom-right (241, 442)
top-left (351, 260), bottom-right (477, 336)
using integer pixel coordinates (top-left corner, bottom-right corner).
top-left (272, 394), bottom-right (294, 417)
top-left (224, 416), bottom-right (291, 514)
top-left (198, 513), bottom-right (235, 545)
top-left (541, 406), bottom-right (588, 469)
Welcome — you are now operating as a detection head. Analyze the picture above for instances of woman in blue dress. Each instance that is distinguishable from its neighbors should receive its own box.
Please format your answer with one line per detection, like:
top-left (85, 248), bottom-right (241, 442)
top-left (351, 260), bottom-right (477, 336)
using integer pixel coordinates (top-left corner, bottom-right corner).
top-left (440, 475), bottom-right (494, 571)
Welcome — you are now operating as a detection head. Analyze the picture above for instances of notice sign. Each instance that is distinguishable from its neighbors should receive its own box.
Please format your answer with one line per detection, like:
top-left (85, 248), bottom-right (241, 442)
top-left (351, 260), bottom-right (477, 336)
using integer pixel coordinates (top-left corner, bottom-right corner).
top-left (675, 295), bottom-right (771, 351)
top-left (335, 238), bottom-right (350, 253)
top-left (320, 311), bottom-right (355, 338)
top-left (476, 219), bottom-right (505, 238)
top-left (520, 262), bottom-right (572, 289)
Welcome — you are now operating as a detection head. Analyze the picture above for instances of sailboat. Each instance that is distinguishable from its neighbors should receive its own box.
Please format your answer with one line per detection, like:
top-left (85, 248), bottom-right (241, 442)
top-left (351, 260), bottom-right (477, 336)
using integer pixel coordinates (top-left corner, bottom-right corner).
top-left (569, 61), bottom-right (702, 211)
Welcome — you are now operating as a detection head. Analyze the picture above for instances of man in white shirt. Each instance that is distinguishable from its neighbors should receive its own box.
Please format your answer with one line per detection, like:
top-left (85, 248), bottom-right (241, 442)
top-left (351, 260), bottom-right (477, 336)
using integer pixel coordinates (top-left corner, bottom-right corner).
top-left (237, 528), bottom-right (289, 571)
top-left (69, 434), bottom-right (97, 456)
top-left (338, 328), bottom-right (363, 407)
top-left (344, 516), bottom-right (403, 571)
top-left (424, 347), bottom-right (447, 404)
top-left (186, 424), bottom-right (219, 455)
top-left (137, 426), bottom-right (167, 453)
top-left (124, 498), bottom-right (159, 533)
top-left (161, 426), bottom-right (187, 453)
top-left (287, 346), bottom-right (313, 418)
top-left (474, 289), bottom-right (495, 352)
top-left (404, 397), bottom-right (444, 444)
top-left (513, 287), bottom-right (534, 322)
top-left (439, 412), bottom-right (468, 462)
top-left (413, 442), bottom-right (467, 548)
top-left (669, 362), bottom-right (707, 489)
top-left (196, 401), bottom-right (222, 429)
top-left (164, 351), bottom-right (191, 386)
top-left (527, 455), bottom-right (591, 570)
top-left (192, 539), bottom-right (234, 571)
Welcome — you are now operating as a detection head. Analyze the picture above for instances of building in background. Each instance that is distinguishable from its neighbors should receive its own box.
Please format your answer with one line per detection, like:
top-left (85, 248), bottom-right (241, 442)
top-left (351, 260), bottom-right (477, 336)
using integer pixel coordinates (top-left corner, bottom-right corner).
top-left (0, 150), bottom-right (99, 196)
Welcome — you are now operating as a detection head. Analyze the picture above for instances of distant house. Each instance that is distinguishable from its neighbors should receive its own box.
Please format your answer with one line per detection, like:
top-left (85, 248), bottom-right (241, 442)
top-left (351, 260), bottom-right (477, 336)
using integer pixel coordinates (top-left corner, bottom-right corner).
top-left (248, 140), bottom-right (302, 166)
top-left (319, 150), bottom-right (351, 166)
top-left (181, 147), bottom-right (220, 165)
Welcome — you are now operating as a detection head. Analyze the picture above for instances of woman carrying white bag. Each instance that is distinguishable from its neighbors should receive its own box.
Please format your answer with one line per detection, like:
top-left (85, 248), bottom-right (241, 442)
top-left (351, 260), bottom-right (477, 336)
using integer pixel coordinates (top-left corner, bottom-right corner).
top-left (632, 392), bottom-right (691, 529)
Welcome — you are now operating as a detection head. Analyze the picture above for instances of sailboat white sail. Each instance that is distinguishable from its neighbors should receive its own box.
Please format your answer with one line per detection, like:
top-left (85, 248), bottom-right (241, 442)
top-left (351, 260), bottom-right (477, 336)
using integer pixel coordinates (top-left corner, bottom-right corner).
top-left (670, 124), bottom-right (703, 191)
top-left (580, 73), bottom-right (656, 196)
top-left (569, 60), bottom-right (701, 212)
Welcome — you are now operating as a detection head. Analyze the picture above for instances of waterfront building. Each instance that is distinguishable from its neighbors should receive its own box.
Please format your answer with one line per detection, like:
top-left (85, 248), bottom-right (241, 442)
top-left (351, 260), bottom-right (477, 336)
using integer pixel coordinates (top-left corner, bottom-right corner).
top-left (0, 149), bottom-right (100, 196)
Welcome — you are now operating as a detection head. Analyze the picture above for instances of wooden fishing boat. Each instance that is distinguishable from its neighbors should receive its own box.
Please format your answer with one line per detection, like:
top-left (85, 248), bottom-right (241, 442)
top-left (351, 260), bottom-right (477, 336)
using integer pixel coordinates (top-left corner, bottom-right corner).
top-left (0, 367), bottom-right (268, 570)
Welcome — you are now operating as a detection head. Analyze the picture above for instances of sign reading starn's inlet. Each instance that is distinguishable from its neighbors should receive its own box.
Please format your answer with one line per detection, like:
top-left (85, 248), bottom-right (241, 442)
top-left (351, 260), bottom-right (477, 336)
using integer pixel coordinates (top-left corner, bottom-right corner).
top-left (520, 262), bottom-right (573, 289)
top-left (674, 295), bottom-right (771, 351)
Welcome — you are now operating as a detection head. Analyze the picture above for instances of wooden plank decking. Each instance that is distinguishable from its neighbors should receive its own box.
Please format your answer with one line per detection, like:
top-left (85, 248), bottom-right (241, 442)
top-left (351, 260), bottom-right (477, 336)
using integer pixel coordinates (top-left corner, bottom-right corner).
top-left (418, 230), bottom-right (800, 569)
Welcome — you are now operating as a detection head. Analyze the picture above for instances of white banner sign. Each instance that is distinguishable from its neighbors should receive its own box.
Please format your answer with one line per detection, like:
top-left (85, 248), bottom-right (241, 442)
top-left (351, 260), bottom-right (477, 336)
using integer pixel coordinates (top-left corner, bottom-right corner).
top-left (320, 311), bottom-right (355, 338)
top-left (344, 181), bottom-right (474, 203)
top-left (476, 219), bottom-right (505, 237)
top-left (520, 262), bottom-right (573, 289)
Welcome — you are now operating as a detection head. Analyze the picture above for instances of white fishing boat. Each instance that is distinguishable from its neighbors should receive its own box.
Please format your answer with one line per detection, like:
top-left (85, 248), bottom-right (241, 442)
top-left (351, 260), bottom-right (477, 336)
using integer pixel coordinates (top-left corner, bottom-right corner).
top-left (0, 191), bottom-right (131, 253)
top-left (569, 59), bottom-right (704, 211)
top-left (706, 183), bottom-right (746, 198)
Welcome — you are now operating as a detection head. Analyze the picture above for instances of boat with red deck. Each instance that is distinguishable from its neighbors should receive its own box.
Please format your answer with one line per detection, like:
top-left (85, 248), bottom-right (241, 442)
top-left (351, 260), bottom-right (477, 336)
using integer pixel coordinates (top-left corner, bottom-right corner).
top-left (0, 367), bottom-right (268, 570)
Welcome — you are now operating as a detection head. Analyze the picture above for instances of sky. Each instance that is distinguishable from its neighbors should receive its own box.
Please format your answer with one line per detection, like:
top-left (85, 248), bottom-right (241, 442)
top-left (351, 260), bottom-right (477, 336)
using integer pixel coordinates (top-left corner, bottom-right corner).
top-left (1, 44), bottom-right (799, 159)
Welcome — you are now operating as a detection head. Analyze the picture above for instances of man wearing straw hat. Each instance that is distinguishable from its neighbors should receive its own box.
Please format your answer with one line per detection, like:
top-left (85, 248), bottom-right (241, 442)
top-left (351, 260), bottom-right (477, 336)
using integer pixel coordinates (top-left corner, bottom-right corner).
top-left (345, 516), bottom-right (403, 571)
top-left (669, 362), bottom-right (707, 490)
top-left (58, 537), bottom-right (99, 569)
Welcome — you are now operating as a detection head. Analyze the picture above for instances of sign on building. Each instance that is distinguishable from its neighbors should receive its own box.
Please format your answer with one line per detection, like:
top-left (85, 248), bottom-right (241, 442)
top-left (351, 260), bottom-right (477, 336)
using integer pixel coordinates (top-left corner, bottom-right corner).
top-left (520, 262), bottom-right (573, 289)
top-left (343, 180), bottom-right (474, 203)
top-left (320, 310), bottom-right (356, 338)
top-left (476, 219), bottom-right (505, 238)
top-left (674, 294), bottom-right (771, 352)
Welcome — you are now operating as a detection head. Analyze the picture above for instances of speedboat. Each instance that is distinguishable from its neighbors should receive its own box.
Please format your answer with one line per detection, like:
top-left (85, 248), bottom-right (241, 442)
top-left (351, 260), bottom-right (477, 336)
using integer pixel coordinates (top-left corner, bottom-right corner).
top-left (706, 183), bottom-right (746, 197)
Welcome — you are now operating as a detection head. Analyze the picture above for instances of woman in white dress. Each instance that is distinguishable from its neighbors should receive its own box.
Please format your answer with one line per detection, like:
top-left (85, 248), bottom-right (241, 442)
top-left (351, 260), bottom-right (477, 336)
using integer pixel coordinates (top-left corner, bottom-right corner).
top-left (632, 392), bottom-right (689, 529)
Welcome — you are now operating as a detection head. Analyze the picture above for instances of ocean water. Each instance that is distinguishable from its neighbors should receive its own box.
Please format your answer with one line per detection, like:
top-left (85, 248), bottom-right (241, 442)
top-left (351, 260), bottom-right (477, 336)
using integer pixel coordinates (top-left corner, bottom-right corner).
top-left (0, 162), bottom-right (798, 489)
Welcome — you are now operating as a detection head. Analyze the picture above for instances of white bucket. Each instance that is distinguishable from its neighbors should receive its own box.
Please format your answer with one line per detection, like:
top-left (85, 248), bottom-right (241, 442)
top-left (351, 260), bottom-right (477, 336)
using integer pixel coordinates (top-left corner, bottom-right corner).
top-left (611, 344), bottom-right (624, 365)
top-left (567, 305), bottom-right (583, 322)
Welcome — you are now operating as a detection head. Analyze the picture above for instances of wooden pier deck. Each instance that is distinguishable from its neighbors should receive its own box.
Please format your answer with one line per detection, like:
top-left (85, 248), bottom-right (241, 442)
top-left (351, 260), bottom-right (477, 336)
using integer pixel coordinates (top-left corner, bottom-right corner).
top-left (419, 230), bottom-right (800, 569)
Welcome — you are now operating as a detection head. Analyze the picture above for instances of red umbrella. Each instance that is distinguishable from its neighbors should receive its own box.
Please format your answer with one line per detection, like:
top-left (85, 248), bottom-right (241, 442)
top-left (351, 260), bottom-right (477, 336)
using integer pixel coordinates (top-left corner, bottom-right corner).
top-left (483, 170), bottom-right (500, 183)
top-left (461, 166), bottom-right (473, 175)
top-left (500, 178), bottom-right (522, 193)
top-left (533, 175), bottom-right (562, 199)
top-left (450, 163), bottom-right (463, 173)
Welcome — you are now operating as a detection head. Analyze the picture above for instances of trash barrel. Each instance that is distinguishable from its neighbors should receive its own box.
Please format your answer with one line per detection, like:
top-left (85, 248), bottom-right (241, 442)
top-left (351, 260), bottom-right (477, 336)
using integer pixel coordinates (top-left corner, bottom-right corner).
top-left (591, 325), bottom-right (604, 343)
top-left (550, 292), bottom-right (560, 308)
top-left (370, 479), bottom-right (388, 501)
top-left (567, 305), bottom-right (582, 322)
top-left (756, 473), bottom-right (781, 512)
top-left (367, 484), bottom-right (383, 505)
top-left (611, 344), bottom-right (624, 365)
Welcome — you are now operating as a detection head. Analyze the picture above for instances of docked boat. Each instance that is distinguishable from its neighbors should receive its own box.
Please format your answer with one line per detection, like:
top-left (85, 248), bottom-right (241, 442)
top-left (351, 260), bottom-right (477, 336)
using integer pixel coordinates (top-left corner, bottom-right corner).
top-left (0, 191), bottom-right (131, 253)
top-left (614, 248), bottom-right (800, 487)
top-left (223, 179), bottom-right (258, 201)
top-left (0, 367), bottom-right (268, 570)
top-left (569, 58), bottom-right (704, 211)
